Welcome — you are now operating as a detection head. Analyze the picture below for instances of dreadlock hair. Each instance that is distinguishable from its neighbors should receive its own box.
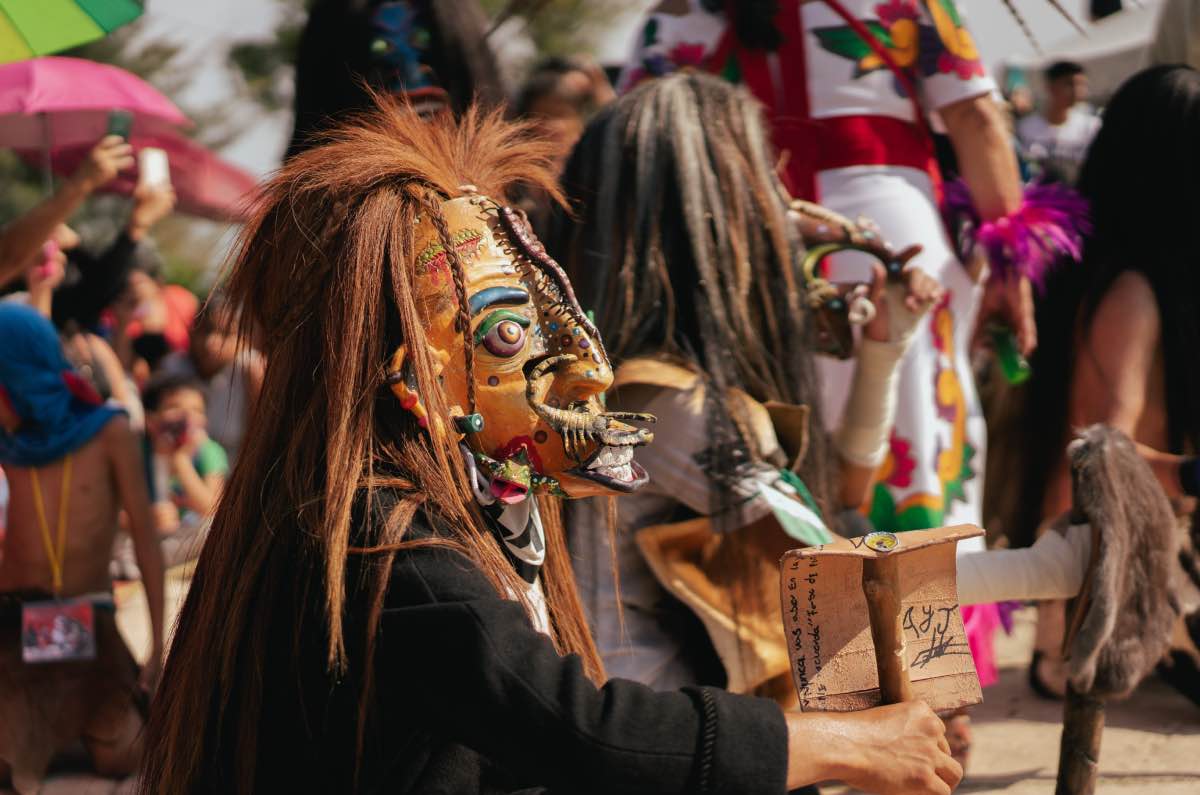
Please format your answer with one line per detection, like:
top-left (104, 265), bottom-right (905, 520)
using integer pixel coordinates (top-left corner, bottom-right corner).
top-left (140, 95), bottom-right (602, 794)
top-left (547, 72), bottom-right (835, 659)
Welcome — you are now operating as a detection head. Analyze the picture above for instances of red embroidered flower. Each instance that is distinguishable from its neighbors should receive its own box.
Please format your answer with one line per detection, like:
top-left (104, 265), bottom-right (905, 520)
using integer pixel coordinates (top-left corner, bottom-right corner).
top-left (875, 0), bottom-right (919, 26)
top-left (884, 434), bottom-right (916, 488)
top-left (937, 50), bottom-right (984, 80)
top-left (666, 42), bottom-right (707, 68)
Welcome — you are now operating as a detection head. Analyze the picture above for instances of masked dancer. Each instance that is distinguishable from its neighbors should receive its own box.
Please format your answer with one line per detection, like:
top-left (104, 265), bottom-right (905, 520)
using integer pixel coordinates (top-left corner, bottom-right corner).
top-left (138, 99), bottom-right (960, 795)
top-left (549, 71), bottom-right (939, 703)
top-left (619, 2), bottom-right (1039, 759)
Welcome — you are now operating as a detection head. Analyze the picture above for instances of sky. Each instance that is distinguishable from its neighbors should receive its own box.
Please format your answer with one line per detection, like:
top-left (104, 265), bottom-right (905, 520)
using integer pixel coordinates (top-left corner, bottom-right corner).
top-left (137, 0), bottom-right (292, 175)
top-left (138, 0), bottom-right (1141, 177)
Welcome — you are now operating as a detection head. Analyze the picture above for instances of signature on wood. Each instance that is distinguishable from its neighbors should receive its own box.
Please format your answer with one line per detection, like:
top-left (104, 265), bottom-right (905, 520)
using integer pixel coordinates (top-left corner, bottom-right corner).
top-left (904, 604), bottom-right (971, 669)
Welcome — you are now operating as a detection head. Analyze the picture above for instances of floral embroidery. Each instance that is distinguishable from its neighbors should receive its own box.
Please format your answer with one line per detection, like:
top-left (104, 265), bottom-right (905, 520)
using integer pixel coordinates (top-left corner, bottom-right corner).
top-left (876, 433), bottom-right (916, 489)
top-left (811, 0), bottom-right (984, 92)
top-left (667, 41), bottom-right (708, 68)
top-left (872, 0), bottom-right (920, 70)
top-left (868, 294), bottom-right (976, 531)
top-left (876, 0), bottom-right (918, 25)
top-left (924, 0), bottom-right (985, 78)
top-left (627, 14), bottom-right (716, 90)
top-left (928, 295), bottom-right (976, 509)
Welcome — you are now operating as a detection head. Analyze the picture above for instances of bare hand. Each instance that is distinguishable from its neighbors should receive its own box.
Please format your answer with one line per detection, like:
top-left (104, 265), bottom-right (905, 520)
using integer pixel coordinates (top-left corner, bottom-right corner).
top-left (174, 425), bottom-right (207, 459)
top-left (153, 500), bottom-right (181, 534)
top-left (128, 184), bottom-right (177, 240)
top-left (24, 241), bottom-right (66, 291)
top-left (579, 56), bottom-right (616, 108)
top-left (69, 135), bottom-right (134, 194)
top-left (842, 702), bottom-right (961, 795)
top-left (786, 701), bottom-right (962, 794)
top-left (973, 274), bottom-right (1036, 356)
top-left (138, 649), bottom-right (163, 695)
top-left (863, 264), bottom-right (944, 344)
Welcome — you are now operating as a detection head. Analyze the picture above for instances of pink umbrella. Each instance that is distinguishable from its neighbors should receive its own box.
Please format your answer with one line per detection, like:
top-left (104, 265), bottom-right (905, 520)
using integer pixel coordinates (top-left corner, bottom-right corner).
top-left (38, 132), bottom-right (258, 223)
top-left (0, 56), bottom-right (190, 150)
top-left (0, 56), bottom-right (256, 222)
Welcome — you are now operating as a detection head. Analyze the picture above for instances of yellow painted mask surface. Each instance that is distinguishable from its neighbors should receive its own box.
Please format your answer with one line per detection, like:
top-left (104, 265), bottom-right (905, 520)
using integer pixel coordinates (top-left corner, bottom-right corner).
top-left (409, 194), bottom-right (653, 499)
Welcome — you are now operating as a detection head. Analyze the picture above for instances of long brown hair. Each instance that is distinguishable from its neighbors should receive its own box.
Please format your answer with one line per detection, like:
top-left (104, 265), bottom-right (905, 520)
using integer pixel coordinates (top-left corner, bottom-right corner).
top-left (140, 97), bottom-right (602, 793)
top-left (548, 71), bottom-right (835, 521)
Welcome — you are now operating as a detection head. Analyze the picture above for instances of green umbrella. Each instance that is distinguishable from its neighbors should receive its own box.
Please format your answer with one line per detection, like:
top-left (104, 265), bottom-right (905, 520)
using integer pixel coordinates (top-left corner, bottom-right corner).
top-left (0, 0), bottom-right (143, 64)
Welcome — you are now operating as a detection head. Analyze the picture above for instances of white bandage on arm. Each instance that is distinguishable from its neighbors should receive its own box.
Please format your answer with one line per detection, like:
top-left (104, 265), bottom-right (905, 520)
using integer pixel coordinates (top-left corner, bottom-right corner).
top-left (834, 338), bottom-right (905, 467)
top-left (835, 283), bottom-right (926, 468)
top-left (956, 524), bottom-right (1092, 605)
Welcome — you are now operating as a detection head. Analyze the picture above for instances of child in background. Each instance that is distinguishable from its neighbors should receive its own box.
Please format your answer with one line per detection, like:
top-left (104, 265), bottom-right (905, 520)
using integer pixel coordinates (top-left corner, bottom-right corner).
top-left (141, 374), bottom-right (226, 551)
top-left (514, 56), bottom-right (615, 169)
top-left (159, 296), bottom-right (262, 463)
top-left (511, 56), bottom-right (616, 237)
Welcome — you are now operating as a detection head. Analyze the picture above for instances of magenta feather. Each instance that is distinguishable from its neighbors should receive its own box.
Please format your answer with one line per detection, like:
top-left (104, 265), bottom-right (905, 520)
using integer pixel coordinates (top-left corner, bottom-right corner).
top-left (942, 180), bottom-right (1090, 293)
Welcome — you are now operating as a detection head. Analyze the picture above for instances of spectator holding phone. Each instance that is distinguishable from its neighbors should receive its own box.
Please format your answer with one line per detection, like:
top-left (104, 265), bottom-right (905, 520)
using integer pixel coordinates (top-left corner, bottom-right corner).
top-left (50, 178), bottom-right (176, 345)
top-left (114, 251), bottom-right (197, 370)
top-left (141, 373), bottom-right (227, 538)
top-left (0, 134), bottom-right (176, 333)
top-left (0, 136), bottom-right (132, 286)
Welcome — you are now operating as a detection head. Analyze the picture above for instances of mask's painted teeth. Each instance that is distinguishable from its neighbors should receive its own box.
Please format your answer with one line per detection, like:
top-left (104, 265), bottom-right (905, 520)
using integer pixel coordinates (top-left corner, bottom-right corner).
top-left (604, 463), bottom-right (634, 482)
top-left (586, 461), bottom-right (636, 482)
top-left (585, 444), bottom-right (634, 472)
top-left (569, 457), bottom-right (648, 492)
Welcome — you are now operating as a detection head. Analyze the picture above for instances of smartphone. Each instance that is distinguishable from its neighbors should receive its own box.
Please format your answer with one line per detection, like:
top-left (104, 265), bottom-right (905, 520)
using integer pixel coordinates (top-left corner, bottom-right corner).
top-left (106, 109), bottom-right (133, 140)
top-left (159, 417), bottom-right (190, 449)
top-left (137, 147), bottom-right (171, 188)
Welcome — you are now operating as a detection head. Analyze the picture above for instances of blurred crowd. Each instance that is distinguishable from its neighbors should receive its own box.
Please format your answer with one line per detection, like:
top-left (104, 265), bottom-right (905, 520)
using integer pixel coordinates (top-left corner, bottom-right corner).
top-left (0, 137), bottom-right (260, 560)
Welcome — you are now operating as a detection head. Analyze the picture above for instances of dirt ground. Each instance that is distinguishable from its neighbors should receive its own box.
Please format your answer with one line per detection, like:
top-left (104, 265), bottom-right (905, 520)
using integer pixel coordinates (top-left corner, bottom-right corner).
top-left (8, 592), bottom-right (1199, 794)
top-left (827, 607), bottom-right (1200, 794)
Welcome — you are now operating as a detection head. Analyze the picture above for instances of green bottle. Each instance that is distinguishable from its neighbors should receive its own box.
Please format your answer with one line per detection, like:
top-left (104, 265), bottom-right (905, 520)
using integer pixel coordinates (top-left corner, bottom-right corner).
top-left (991, 325), bottom-right (1031, 385)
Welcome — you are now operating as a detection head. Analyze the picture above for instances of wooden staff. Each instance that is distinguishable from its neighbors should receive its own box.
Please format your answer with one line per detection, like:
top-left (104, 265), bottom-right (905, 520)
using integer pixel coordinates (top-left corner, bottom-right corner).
top-left (862, 551), bottom-right (913, 704)
top-left (1056, 686), bottom-right (1104, 795)
top-left (1055, 462), bottom-right (1104, 794)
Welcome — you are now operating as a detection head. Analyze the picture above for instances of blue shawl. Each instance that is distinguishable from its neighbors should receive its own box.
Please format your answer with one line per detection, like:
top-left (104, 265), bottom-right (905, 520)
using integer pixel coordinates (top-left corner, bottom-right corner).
top-left (0, 303), bottom-right (123, 467)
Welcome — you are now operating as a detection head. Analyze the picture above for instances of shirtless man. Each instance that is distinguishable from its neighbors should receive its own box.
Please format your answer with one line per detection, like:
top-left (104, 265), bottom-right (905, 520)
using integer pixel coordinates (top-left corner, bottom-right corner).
top-left (0, 304), bottom-right (163, 795)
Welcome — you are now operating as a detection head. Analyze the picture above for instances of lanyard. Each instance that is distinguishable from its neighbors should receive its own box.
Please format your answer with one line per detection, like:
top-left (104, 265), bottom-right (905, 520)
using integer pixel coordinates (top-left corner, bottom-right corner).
top-left (30, 454), bottom-right (72, 596)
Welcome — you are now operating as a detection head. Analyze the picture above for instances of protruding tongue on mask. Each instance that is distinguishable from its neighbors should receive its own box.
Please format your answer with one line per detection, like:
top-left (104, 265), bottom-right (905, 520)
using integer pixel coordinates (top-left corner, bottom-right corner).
top-left (490, 478), bottom-right (529, 505)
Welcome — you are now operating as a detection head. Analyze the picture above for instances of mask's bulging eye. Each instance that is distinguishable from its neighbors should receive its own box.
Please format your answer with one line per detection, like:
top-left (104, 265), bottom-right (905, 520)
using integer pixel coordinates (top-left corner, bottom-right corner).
top-left (476, 310), bottom-right (530, 358)
top-left (486, 320), bottom-right (525, 356)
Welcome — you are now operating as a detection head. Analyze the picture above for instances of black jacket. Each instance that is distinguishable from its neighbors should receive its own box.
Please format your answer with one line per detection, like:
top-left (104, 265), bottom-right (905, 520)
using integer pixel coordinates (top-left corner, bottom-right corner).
top-left (249, 496), bottom-right (789, 794)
